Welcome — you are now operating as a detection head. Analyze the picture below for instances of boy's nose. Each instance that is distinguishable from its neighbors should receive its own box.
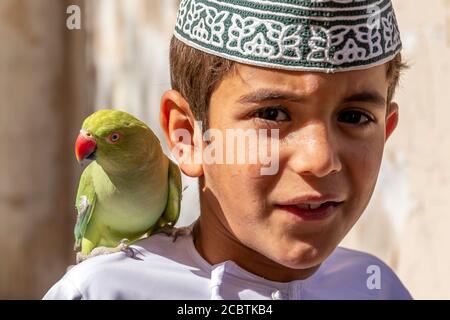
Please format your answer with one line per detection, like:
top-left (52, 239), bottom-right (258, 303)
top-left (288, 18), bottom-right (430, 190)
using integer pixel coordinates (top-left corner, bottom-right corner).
top-left (285, 123), bottom-right (342, 178)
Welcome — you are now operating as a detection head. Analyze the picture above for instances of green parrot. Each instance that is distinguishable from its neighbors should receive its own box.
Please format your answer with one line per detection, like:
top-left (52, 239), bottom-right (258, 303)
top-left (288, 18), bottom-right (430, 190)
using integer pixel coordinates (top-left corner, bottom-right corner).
top-left (73, 109), bottom-right (183, 263)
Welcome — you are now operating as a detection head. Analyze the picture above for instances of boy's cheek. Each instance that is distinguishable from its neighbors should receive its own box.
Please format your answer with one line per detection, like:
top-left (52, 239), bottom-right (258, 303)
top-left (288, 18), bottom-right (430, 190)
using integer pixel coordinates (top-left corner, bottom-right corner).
top-left (352, 145), bottom-right (384, 195)
top-left (204, 163), bottom-right (269, 198)
top-left (203, 163), bottom-right (274, 214)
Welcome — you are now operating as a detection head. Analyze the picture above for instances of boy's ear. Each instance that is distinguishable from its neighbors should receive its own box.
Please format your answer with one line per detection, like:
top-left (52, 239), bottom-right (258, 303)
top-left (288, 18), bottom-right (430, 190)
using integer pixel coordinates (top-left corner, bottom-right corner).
top-left (385, 102), bottom-right (399, 142)
top-left (160, 90), bottom-right (204, 178)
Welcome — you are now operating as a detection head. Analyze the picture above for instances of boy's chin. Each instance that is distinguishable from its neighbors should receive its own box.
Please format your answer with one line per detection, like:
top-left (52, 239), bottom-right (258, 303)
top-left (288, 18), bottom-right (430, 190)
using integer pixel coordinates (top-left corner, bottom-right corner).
top-left (269, 241), bottom-right (336, 271)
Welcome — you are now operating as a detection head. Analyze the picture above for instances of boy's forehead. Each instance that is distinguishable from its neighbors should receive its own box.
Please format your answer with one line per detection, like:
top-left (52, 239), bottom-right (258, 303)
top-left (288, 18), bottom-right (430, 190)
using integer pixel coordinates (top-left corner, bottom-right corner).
top-left (225, 63), bottom-right (389, 101)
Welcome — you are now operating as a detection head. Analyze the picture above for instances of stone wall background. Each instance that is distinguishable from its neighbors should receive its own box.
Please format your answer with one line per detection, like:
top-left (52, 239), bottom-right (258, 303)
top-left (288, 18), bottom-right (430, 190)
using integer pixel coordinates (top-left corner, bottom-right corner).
top-left (0, 0), bottom-right (92, 299)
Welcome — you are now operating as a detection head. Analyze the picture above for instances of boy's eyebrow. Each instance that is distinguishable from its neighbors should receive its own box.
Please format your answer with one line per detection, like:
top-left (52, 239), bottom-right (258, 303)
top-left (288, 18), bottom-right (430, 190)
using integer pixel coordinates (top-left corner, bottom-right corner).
top-left (237, 89), bottom-right (387, 107)
top-left (237, 89), bottom-right (307, 104)
top-left (341, 91), bottom-right (387, 107)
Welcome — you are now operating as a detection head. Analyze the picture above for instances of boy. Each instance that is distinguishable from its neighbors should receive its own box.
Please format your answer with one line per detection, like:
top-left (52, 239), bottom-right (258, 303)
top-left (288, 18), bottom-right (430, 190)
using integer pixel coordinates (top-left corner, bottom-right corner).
top-left (44, 0), bottom-right (412, 299)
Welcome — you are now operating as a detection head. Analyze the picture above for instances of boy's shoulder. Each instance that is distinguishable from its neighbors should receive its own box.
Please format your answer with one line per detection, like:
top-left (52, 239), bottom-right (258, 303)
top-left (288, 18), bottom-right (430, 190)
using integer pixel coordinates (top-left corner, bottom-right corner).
top-left (43, 234), bottom-right (211, 300)
top-left (307, 246), bottom-right (412, 300)
top-left (43, 235), bottom-right (412, 300)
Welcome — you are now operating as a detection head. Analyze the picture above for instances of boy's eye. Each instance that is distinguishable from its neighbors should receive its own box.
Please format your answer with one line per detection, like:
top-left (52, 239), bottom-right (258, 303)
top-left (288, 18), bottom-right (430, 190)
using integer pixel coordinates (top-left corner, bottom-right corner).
top-left (254, 107), bottom-right (291, 122)
top-left (338, 110), bottom-right (374, 126)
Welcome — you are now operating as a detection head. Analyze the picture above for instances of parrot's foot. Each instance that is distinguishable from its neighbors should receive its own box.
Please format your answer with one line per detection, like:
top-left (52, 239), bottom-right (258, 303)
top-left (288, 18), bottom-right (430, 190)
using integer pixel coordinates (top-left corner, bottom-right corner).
top-left (66, 264), bottom-right (76, 273)
top-left (162, 226), bottom-right (193, 242)
top-left (76, 239), bottom-right (136, 263)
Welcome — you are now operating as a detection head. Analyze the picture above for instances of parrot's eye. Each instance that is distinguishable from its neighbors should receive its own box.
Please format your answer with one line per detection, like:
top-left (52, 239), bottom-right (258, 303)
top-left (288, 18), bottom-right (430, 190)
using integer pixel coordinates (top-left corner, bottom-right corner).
top-left (107, 132), bottom-right (121, 144)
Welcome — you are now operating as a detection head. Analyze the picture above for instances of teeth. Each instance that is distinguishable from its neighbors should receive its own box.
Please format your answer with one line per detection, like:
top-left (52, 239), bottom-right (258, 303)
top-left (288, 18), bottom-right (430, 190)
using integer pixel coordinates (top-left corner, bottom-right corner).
top-left (309, 203), bottom-right (322, 209)
top-left (295, 203), bottom-right (323, 210)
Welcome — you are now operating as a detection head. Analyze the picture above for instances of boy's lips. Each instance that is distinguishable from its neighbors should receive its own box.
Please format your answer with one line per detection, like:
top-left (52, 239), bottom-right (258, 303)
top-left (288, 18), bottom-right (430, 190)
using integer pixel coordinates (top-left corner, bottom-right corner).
top-left (276, 202), bottom-right (342, 221)
top-left (275, 194), bottom-right (345, 221)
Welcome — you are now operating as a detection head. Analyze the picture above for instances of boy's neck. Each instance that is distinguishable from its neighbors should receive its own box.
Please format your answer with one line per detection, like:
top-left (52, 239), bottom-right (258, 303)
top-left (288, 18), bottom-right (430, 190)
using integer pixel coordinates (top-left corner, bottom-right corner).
top-left (193, 194), bottom-right (321, 283)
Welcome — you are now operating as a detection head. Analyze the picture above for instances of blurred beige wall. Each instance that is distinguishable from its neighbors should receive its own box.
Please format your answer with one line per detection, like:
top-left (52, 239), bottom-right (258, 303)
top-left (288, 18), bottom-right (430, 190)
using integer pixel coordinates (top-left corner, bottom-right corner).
top-left (342, 0), bottom-right (450, 299)
top-left (89, 0), bottom-right (201, 227)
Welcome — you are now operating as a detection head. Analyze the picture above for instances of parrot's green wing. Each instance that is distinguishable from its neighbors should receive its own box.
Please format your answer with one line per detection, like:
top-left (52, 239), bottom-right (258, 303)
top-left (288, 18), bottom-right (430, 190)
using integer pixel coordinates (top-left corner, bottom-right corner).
top-left (74, 164), bottom-right (97, 251)
top-left (147, 159), bottom-right (182, 236)
top-left (162, 159), bottom-right (182, 225)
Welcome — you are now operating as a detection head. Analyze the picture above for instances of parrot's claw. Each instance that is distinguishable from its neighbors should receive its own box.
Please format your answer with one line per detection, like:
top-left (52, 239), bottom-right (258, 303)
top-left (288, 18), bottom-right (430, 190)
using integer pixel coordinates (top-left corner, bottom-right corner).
top-left (66, 264), bottom-right (76, 273)
top-left (75, 239), bottom-right (137, 263)
top-left (76, 252), bottom-right (88, 264)
top-left (162, 226), bottom-right (193, 242)
top-left (118, 239), bottom-right (137, 259)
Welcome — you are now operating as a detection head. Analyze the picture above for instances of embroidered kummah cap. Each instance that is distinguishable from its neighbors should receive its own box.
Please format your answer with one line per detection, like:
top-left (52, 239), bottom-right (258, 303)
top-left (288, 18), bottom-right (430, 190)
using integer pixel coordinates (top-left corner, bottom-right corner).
top-left (174, 0), bottom-right (402, 73)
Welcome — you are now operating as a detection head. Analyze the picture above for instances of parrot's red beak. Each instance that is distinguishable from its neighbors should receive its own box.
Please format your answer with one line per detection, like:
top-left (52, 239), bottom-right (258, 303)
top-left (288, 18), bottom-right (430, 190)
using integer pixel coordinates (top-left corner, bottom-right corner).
top-left (75, 130), bottom-right (97, 163)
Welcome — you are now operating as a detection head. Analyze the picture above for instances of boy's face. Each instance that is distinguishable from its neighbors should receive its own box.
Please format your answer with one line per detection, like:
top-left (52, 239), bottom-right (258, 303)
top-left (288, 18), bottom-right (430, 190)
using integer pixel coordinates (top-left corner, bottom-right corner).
top-left (198, 63), bottom-right (398, 273)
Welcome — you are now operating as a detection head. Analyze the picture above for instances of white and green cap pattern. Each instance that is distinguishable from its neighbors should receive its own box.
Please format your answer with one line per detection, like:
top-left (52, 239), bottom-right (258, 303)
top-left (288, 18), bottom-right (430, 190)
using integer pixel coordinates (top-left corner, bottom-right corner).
top-left (174, 0), bottom-right (402, 73)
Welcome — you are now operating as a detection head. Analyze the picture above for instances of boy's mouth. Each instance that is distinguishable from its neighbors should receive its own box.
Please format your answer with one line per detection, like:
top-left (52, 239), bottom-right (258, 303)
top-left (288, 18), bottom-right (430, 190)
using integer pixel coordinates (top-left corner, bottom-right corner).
top-left (276, 202), bottom-right (343, 221)
top-left (275, 195), bottom-right (345, 221)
